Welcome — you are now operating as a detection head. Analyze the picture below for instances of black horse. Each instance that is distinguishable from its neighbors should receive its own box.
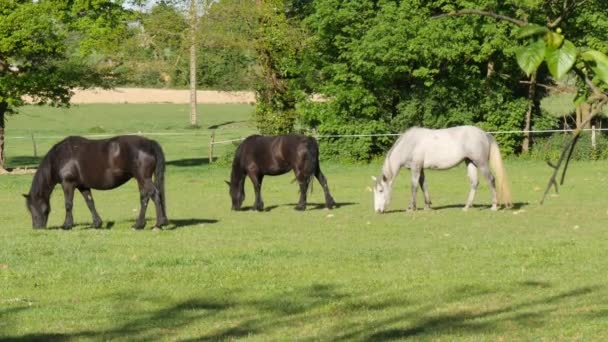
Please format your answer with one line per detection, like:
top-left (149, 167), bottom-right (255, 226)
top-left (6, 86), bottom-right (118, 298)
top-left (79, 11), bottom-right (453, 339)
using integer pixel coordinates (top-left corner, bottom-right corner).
top-left (228, 134), bottom-right (336, 211)
top-left (24, 135), bottom-right (168, 230)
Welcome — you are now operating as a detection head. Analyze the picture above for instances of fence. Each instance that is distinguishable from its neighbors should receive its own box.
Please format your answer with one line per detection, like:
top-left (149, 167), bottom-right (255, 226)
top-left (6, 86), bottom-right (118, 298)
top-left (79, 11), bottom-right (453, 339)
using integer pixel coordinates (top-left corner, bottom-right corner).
top-left (5, 127), bottom-right (608, 167)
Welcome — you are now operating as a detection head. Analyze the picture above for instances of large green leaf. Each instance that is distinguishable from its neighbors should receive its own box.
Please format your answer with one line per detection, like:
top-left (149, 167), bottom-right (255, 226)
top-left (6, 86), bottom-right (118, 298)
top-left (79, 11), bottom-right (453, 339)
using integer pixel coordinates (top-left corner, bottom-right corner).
top-left (516, 40), bottom-right (546, 76)
top-left (545, 39), bottom-right (577, 80)
top-left (545, 31), bottom-right (564, 49)
top-left (581, 50), bottom-right (608, 84)
top-left (515, 24), bottom-right (549, 39)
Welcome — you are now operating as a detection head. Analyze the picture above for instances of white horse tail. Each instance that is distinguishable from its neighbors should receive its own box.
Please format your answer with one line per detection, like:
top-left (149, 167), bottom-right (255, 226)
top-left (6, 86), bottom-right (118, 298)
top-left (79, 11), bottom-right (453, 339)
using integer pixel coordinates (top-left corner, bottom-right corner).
top-left (489, 138), bottom-right (512, 208)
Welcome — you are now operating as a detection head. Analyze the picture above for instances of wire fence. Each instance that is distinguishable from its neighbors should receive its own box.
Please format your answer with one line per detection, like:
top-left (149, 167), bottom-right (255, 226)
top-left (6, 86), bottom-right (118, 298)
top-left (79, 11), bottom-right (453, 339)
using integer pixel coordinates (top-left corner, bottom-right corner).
top-left (4, 127), bottom-right (607, 168)
top-left (210, 127), bottom-right (608, 145)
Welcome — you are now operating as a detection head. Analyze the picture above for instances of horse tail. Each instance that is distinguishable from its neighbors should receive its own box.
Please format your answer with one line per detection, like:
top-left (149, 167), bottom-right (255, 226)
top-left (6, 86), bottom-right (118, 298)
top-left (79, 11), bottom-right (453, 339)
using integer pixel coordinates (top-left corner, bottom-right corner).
top-left (307, 137), bottom-right (320, 194)
top-left (488, 137), bottom-right (512, 208)
top-left (152, 140), bottom-right (167, 216)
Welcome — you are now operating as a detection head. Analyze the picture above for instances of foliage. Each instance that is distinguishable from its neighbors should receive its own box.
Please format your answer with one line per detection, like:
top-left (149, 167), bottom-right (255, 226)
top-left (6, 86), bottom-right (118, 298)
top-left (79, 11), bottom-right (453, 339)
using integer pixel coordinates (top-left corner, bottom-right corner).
top-left (527, 132), bottom-right (608, 161)
top-left (285, 0), bottom-right (608, 161)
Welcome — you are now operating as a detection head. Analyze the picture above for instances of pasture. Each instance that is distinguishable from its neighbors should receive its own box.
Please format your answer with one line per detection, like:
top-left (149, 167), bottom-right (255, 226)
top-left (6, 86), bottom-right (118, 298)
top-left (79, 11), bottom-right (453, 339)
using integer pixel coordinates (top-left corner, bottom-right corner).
top-left (1, 104), bottom-right (608, 340)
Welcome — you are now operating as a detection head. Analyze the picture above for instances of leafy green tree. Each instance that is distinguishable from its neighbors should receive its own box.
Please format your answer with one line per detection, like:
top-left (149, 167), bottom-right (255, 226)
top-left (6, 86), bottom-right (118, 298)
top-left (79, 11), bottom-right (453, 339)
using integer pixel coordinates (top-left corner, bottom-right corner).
top-left (439, 2), bottom-right (608, 202)
top-left (0, 0), bottom-right (130, 170)
top-left (289, 0), bottom-right (607, 161)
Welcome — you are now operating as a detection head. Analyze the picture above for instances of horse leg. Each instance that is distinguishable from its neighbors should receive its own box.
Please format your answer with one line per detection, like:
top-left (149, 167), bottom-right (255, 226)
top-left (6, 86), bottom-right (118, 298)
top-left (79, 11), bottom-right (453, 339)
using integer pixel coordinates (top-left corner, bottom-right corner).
top-left (463, 161), bottom-right (479, 211)
top-left (408, 167), bottom-right (421, 211)
top-left (314, 167), bottom-right (336, 209)
top-left (61, 182), bottom-right (75, 230)
top-left (250, 173), bottom-right (264, 211)
top-left (479, 164), bottom-right (498, 211)
top-left (78, 187), bottom-right (103, 228)
top-left (133, 179), bottom-right (150, 229)
top-left (419, 170), bottom-right (432, 210)
top-left (294, 170), bottom-right (310, 211)
top-left (145, 178), bottom-right (168, 228)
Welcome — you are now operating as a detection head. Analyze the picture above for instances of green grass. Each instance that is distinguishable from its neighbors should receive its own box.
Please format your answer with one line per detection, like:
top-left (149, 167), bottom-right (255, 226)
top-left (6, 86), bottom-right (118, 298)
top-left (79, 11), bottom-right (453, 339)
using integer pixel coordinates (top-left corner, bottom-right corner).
top-left (2, 105), bottom-right (608, 340)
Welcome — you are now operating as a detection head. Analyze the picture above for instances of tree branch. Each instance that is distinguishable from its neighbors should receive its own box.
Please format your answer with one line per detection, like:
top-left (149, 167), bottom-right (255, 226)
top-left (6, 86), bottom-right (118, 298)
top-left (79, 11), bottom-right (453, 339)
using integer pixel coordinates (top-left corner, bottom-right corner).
top-left (547, 0), bottom-right (589, 28)
top-left (433, 9), bottom-right (527, 26)
top-left (540, 95), bottom-right (608, 204)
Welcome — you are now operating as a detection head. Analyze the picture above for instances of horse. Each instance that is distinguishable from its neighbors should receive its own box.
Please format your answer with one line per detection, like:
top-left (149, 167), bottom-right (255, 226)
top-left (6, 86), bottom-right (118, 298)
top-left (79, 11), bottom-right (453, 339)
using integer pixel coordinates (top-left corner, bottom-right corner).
top-left (24, 135), bottom-right (168, 230)
top-left (228, 134), bottom-right (336, 211)
top-left (372, 125), bottom-right (512, 213)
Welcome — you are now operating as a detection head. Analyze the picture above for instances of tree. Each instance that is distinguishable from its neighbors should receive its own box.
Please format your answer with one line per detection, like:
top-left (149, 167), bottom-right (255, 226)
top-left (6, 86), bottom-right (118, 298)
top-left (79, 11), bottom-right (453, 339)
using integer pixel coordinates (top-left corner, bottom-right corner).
top-left (436, 1), bottom-right (608, 202)
top-left (201, 0), bottom-right (309, 134)
top-left (0, 0), bottom-right (130, 170)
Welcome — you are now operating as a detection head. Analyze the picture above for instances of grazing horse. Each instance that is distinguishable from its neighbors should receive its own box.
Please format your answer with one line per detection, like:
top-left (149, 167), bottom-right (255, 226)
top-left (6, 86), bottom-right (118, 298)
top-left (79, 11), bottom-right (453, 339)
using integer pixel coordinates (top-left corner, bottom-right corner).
top-left (372, 125), bottom-right (512, 213)
top-left (228, 134), bottom-right (336, 211)
top-left (24, 135), bottom-right (168, 229)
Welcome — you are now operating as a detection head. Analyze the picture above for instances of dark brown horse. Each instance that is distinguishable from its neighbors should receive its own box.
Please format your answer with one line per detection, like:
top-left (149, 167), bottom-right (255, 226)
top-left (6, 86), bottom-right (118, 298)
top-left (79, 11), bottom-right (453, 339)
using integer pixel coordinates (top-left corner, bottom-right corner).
top-left (24, 135), bottom-right (168, 230)
top-left (228, 134), bottom-right (335, 211)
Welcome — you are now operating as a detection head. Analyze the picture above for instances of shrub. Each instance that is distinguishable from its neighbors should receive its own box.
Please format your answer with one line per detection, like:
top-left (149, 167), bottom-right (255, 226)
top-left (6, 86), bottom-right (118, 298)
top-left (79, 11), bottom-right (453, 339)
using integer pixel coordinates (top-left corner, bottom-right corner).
top-left (527, 131), bottom-right (608, 161)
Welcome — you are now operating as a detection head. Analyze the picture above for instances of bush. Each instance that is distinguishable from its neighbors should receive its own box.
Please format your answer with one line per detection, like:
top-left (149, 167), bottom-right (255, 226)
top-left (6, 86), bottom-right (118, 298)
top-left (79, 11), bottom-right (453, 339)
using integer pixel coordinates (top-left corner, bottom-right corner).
top-left (527, 131), bottom-right (608, 161)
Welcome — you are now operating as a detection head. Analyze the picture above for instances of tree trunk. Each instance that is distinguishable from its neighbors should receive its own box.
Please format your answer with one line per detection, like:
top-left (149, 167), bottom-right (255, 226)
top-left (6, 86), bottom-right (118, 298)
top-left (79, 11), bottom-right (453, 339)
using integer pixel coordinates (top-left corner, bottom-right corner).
top-left (0, 101), bottom-right (7, 171)
top-left (189, 0), bottom-right (198, 127)
top-left (522, 72), bottom-right (537, 154)
top-left (576, 103), bottom-right (591, 129)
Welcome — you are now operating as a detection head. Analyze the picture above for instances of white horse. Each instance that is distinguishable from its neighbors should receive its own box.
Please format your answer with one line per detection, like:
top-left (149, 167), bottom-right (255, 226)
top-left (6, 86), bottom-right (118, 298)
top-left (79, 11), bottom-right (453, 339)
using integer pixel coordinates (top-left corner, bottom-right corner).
top-left (372, 125), bottom-right (512, 213)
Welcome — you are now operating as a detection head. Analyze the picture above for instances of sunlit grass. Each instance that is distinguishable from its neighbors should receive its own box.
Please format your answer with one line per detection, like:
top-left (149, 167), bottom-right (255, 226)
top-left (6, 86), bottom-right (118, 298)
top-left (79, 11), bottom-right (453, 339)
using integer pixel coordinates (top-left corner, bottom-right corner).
top-left (1, 105), bottom-right (608, 340)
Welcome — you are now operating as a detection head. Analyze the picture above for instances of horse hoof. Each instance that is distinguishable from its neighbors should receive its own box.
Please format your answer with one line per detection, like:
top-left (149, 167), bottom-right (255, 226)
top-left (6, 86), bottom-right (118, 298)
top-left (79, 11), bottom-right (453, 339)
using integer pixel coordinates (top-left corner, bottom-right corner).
top-left (132, 222), bottom-right (145, 230)
top-left (157, 218), bottom-right (169, 227)
top-left (92, 221), bottom-right (103, 229)
top-left (462, 207), bottom-right (469, 212)
top-left (490, 206), bottom-right (498, 211)
top-left (295, 205), bottom-right (306, 211)
top-left (61, 225), bottom-right (73, 230)
top-left (152, 227), bottom-right (163, 232)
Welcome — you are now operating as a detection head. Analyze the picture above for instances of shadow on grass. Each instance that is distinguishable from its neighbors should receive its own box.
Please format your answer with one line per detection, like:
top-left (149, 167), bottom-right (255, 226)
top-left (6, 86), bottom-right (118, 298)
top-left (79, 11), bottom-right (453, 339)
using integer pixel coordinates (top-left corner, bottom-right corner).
top-left (208, 121), bottom-right (239, 129)
top-left (2, 283), bottom-right (602, 341)
top-left (239, 202), bottom-right (357, 212)
top-left (385, 202), bottom-right (529, 214)
top-left (5, 156), bottom-right (42, 169)
top-left (42, 218), bottom-right (217, 231)
top-left (166, 158), bottom-right (213, 167)
top-left (166, 218), bottom-right (219, 229)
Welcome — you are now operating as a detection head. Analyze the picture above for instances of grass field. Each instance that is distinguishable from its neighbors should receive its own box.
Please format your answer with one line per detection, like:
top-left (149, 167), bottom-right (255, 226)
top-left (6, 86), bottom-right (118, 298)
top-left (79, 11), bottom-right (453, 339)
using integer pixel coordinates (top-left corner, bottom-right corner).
top-left (1, 104), bottom-right (608, 340)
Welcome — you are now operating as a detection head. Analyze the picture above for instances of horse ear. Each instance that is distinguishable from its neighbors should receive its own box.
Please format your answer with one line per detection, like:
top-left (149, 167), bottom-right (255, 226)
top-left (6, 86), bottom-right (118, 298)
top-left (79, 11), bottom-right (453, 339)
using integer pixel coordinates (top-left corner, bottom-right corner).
top-left (22, 194), bottom-right (29, 199)
top-left (224, 180), bottom-right (231, 187)
top-left (371, 176), bottom-right (377, 182)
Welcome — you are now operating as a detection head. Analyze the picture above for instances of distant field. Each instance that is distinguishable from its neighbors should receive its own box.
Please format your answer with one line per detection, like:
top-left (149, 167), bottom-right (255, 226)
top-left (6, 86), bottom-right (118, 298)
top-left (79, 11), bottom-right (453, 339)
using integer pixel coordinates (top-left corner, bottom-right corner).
top-left (1, 104), bottom-right (608, 340)
top-left (4, 103), bottom-right (256, 169)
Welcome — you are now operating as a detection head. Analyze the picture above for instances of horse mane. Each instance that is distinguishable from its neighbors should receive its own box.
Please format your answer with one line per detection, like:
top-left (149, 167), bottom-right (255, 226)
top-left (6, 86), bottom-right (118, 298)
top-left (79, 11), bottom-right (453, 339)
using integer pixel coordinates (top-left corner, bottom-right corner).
top-left (29, 145), bottom-right (57, 200)
top-left (382, 128), bottom-right (415, 181)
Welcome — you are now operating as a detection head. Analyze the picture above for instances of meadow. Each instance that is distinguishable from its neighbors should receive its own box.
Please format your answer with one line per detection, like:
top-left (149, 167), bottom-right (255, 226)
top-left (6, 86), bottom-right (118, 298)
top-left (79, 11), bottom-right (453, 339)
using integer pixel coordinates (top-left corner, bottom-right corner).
top-left (1, 104), bottom-right (608, 340)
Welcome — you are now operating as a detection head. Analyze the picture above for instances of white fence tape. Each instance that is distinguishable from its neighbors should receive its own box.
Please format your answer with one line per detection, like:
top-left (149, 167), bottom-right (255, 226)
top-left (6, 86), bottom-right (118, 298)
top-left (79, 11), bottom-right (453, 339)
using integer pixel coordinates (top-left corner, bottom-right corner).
top-left (6, 127), bottom-right (608, 145)
top-left (211, 128), bottom-right (608, 145)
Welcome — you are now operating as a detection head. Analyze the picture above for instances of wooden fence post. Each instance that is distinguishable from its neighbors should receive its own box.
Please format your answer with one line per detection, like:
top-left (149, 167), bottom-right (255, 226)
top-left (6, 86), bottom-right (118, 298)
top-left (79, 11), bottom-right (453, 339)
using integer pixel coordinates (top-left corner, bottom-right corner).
top-left (209, 131), bottom-right (215, 163)
top-left (31, 133), bottom-right (37, 157)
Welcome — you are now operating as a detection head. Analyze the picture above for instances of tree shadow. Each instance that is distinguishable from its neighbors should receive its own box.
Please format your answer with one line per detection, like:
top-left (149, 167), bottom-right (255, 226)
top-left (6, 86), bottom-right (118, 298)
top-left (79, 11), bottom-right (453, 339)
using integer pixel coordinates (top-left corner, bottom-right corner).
top-left (208, 121), bottom-right (237, 129)
top-left (362, 285), bottom-right (599, 341)
top-left (1, 283), bottom-right (601, 341)
top-left (166, 158), bottom-right (213, 167)
top-left (5, 156), bottom-right (42, 169)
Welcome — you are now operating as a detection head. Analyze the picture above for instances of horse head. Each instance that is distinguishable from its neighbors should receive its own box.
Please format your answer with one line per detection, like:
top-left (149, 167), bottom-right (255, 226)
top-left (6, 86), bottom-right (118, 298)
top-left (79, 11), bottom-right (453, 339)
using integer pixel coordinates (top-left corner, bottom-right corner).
top-left (23, 193), bottom-right (50, 229)
top-left (227, 179), bottom-right (245, 210)
top-left (371, 175), bottom-right (391, 213)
